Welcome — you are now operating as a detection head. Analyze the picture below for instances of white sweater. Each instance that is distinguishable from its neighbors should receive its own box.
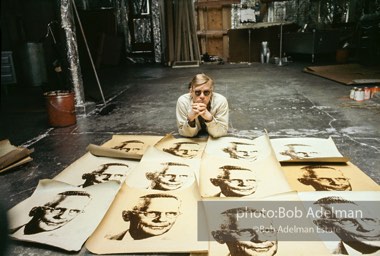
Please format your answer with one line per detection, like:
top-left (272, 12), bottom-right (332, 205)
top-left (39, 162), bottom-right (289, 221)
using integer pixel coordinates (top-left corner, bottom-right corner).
top-left (176, 92), bottom-right (229, 138)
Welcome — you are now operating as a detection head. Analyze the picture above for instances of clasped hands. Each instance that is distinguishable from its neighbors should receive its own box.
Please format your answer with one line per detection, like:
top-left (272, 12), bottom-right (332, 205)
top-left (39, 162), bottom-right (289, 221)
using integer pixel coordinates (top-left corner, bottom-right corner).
top-left (188, 102), bottom-right (213, 122)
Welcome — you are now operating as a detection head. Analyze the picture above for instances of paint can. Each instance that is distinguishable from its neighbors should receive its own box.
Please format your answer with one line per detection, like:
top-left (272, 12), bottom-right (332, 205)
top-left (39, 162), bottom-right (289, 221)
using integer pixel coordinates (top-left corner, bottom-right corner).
top-left (349, 87), bottom-right (357, 99)
top-left (44, 90), bottom-right (76, 127)
top-left (371, 86), bottom-right (379, 98)
top-left (354, 88), bottom-right (364, 102)
top-left (364, 87), bottom-right (371, 100)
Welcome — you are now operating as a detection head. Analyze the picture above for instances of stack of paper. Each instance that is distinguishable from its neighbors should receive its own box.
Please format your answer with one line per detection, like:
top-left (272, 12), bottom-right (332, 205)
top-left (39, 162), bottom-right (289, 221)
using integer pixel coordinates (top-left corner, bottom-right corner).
top-left (0, 139), bottom-right (33, 173)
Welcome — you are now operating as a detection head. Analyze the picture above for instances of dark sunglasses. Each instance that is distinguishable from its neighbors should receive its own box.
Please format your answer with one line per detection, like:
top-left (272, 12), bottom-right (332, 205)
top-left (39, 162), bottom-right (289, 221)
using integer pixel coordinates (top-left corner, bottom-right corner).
top-left (194, 90), bottom-right (211, 96)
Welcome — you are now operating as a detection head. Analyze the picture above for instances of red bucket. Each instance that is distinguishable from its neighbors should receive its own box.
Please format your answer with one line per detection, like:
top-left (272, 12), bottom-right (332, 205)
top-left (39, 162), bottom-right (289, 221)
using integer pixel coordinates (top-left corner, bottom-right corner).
top-left (44, 90), bottom-right (76, 127)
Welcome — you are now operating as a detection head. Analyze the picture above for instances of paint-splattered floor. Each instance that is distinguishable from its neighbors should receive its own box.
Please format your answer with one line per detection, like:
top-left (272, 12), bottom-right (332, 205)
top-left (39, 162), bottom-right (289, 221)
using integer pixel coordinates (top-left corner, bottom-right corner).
top-left (1, 61), bottom-right (379, 255)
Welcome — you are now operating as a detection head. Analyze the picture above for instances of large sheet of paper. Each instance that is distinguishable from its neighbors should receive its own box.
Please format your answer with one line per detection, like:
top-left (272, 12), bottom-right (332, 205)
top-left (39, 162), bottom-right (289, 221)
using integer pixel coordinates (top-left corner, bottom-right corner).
top-left (154, 133), bottom-right (208, 159)
top-left (203, 192), bottom-right (332, 256)
top-left (125, 146), bottom-right (200, 191)
top-left (0, 139), bottom-right (33, 173)
top-left (281, 162), bottom-right (380, 192)
top-left (54, 153), bottom-right (137, 188)
top-left (270, 137), bottom-right (348, 162)
top-left (8, 179), bottom-right (120, 251)
top-left (204, 134), bottom-right (273, 162)
top-left (298, 191), bottom-right (380, 255)
top-left (199, 152), bottom-right (291, 198)
top-left (85, 183), bottom-right (208, 254)
top-left (101, 134), bottom-right (164, 156)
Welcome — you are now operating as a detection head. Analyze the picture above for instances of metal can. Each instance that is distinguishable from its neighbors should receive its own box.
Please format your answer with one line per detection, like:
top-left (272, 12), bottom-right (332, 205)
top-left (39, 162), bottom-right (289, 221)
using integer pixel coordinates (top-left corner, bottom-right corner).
top-left (372, 86), bottom-right (379, 98)
top-left (350, 87), bottom-right (356, 99)
top-left (355, 88), bottom-right (364, 102)
top-left (364, 87), bottom-right (371, 100)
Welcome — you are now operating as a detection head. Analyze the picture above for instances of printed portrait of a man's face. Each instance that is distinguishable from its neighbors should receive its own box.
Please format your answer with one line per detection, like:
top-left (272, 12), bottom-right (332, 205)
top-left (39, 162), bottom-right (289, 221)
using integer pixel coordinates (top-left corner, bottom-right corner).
top-left (210, 165), bottom-right (257, 197)
top-left (10, 191), bottom-right (92, 235)
top-left (112, 140), bottom-right (145, 154)
top-left (80, 163), bottom-right (130, 188)
top-left (223, 141), bottom-right (258, 161)
top-left (280, 144), bottom-right (318, 160)
top-left (108, 194), bottom-right (181, 241)
top-left (212, 207), bottom-right (278, 256)
top-left (163, 142), bottom-right (200, 159)
top-left (145, 162), bottom-right (195, 191)
top-left (313, 196), bottom-right (380, 254)
top-left (298, 165), bottom-right (352, 191)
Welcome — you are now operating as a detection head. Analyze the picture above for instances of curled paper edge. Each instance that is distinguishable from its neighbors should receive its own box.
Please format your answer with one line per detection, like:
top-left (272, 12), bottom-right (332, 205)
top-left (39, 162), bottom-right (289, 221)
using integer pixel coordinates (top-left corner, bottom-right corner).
top-left (86, 144), bottom-right (142, 160)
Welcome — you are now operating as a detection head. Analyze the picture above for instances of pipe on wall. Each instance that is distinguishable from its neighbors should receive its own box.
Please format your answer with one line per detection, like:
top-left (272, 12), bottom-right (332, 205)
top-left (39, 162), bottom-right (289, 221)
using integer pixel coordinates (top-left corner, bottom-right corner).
top-left (60, 0), bottom-right (85, 108)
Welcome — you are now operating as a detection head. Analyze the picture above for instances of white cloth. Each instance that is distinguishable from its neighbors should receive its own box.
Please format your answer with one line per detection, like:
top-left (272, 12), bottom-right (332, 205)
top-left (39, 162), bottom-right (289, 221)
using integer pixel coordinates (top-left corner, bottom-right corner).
top-left (176, 92), bottom-right (229, 138)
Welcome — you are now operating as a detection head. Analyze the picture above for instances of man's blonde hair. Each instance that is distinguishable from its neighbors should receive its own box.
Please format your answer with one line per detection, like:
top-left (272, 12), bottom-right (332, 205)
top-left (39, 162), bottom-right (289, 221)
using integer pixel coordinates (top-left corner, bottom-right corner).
top-left (190, 73), bottom-right (214, 89)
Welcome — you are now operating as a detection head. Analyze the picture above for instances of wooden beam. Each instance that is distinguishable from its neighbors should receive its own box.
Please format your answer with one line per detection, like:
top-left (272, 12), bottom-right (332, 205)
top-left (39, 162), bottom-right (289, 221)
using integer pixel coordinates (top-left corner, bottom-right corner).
top-left (188, 0), bottom-right (200, 60)
top-left (198, 8), bottom-right (207, 54)
top-left (183, 0), bottom-right (192, 60)
top-left (222, 6), bottom-right (231, 60)
top-left (197, 30), bottom-right (228, 37)
top-left (166, 0), bottom-right (175, 64)
top-left (195, 0), bottom-right (240, 9)
top-left (175, 0), bottom-right (183, 61)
